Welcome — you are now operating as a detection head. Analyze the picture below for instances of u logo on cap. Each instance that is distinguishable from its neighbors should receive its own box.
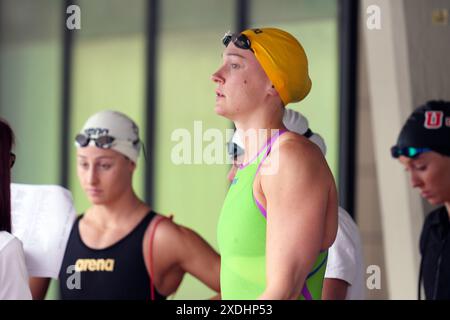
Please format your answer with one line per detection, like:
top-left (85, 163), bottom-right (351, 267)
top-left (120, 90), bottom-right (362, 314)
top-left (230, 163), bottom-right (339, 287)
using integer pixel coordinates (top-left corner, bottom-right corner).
top-left (424, 111), bottom-right (443, 129)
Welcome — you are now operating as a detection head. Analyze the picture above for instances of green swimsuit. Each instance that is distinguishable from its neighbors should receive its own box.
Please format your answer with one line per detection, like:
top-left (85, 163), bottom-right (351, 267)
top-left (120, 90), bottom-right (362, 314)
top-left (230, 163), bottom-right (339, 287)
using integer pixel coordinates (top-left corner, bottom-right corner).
top-left (217, 130), bottom-right (328, 299)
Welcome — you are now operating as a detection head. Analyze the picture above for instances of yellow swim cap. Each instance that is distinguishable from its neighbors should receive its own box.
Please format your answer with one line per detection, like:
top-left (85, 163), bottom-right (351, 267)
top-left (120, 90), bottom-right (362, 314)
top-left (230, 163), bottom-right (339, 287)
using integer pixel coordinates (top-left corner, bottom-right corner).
top-left (241, 28), bottom-right (312, 106)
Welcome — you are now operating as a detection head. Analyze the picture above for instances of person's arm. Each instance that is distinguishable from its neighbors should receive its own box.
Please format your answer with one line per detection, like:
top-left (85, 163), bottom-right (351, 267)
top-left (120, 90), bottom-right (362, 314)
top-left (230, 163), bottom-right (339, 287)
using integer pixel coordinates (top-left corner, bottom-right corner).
top-left (173, 224), bottom-right (221, 293)
top-left (29, 277), bottom-right (51, 300)
top-left (144, 217), bottom-right (221, 296)
top-left (0, 238), bottom-right (32, 300)
top-left (322, 278), bottom-right (349, 300)
top-left (258, 138), bottom-right (337, 300)
top-left (323, 208), bottom-right (362, 300)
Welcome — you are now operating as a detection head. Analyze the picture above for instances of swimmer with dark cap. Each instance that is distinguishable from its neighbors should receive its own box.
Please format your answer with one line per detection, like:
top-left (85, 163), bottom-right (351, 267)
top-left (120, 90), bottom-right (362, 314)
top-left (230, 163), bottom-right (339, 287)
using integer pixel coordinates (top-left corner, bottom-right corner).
top-left (391, 100), bottom-right (450, 300)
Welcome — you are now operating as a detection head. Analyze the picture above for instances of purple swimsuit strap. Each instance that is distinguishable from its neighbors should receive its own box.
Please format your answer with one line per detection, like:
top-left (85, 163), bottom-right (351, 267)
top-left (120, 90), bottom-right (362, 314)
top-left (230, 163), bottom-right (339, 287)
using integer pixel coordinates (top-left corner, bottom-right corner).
top-left (239, 129), bottom-right (288, 170)
top-left (252, 129), bottom-right (288, 219)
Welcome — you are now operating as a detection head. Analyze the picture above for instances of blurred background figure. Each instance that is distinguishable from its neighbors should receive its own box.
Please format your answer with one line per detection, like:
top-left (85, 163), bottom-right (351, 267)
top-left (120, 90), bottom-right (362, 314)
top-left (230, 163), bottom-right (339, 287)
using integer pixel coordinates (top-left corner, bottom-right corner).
top-left (0, 118), bottom-right (32, 300)
top-left (322, 206), bottom-right (365, 300)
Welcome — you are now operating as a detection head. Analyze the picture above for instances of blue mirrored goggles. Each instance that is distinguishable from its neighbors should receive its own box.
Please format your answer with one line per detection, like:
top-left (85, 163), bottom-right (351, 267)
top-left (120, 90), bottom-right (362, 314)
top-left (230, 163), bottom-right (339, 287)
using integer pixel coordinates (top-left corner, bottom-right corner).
top-left (391, 146), bottom-right (432, 159)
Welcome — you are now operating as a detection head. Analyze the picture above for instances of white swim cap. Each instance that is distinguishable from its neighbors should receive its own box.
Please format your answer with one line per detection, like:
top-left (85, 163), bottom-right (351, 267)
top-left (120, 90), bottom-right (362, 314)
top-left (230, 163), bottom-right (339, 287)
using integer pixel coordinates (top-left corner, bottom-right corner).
top-left (76, 110), bottom-right (141, 163)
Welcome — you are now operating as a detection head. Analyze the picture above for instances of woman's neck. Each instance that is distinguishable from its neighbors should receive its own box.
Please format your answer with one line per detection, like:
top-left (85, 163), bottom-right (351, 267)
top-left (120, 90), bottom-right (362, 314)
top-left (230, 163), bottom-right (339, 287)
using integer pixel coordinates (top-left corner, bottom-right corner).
top-left (234, 108), bottom-right (285, 165)
top-left (87, 191), bottom-right (149, 228)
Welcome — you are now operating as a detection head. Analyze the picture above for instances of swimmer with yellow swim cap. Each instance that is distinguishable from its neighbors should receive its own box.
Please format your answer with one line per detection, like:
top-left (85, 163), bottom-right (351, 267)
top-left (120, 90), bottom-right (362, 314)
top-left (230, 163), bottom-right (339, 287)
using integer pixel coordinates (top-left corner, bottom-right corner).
top-left (212, 28), bottom-right (338, 300)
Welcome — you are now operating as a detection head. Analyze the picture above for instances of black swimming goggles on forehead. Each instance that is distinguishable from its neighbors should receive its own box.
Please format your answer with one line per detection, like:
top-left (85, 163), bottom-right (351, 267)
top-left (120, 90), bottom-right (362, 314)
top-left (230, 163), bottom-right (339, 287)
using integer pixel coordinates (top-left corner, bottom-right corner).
top-left (222, 31), bottom-right (253, 52)
top-left (391, 146), bottom-right (432, 159)
top-left (75, 134), bottom-right (116, 149)
top-left (75, 133), bottom-right (141, 149)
